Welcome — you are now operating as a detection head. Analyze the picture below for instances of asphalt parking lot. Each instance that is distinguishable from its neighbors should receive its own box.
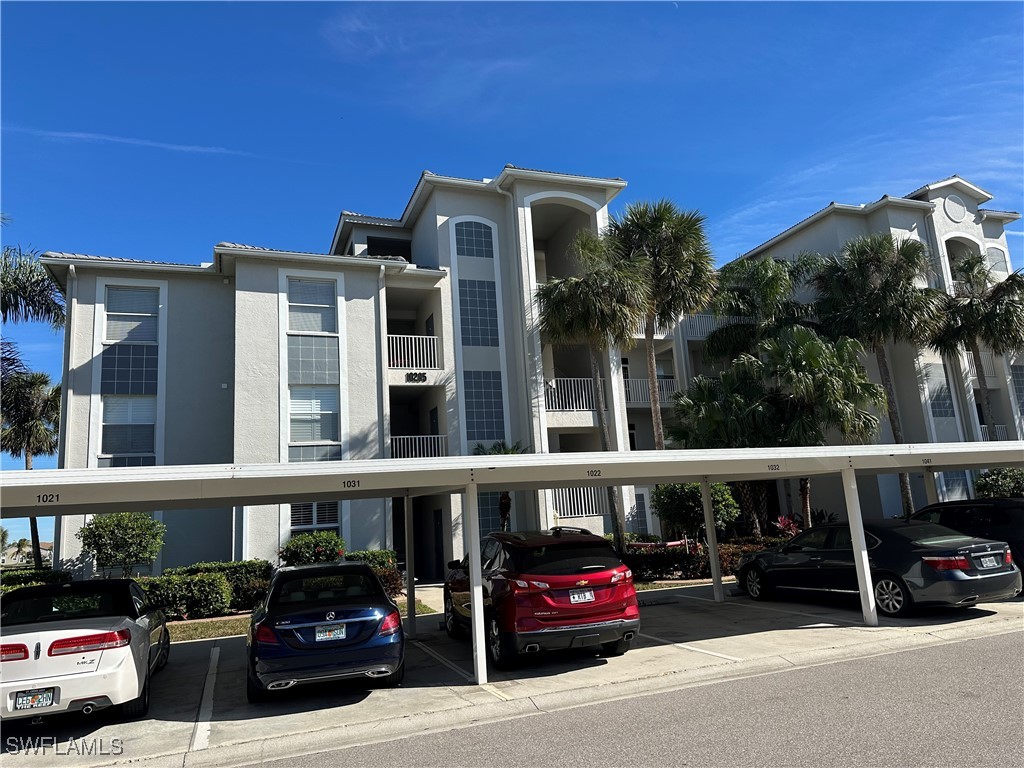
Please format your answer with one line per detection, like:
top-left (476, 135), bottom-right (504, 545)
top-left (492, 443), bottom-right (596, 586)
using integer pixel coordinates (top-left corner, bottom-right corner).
top-left (3, 585), bottom-right (1021, 768)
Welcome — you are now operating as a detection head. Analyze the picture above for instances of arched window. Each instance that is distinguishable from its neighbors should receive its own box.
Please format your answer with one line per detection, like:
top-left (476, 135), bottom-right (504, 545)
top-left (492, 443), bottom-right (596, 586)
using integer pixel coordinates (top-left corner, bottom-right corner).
top-left (986, 247), bottom-right (1008, 273)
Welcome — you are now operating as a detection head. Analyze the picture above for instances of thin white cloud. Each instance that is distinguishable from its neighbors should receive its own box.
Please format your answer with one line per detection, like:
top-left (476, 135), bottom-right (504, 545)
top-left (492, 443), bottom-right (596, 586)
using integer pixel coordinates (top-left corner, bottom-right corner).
top-left (6, 126), bottom-right (254, 156)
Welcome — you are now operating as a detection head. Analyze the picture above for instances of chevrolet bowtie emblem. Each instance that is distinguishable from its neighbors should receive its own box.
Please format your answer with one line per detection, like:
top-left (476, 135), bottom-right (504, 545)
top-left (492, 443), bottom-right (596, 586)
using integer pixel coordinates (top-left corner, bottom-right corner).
top-left (575, 580), bottom-right (589, 586)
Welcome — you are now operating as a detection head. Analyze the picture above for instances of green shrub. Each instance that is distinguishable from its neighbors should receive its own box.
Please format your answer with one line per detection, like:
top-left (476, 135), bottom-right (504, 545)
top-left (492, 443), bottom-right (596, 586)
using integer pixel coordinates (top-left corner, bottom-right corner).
top-left (604, 532), bottom-right (662, 545)
top-left (0, 581), bottom-right (43, 596)
top-left (165, 560), bottom-right (272, 610)
top-left (76, 512), bottom-right (166, 577)
top-left (624, 542), bottom-right (771, 581)
top-left (138, 573), bottom-right (232, 620)
top-left (1, 569), bottom-right (72, 587)
top-left (279, 531), bottom-right (346, 567)
top-left (975, 468), bottom-right (1024, 498)
top-left (345, 550), bottom-right (402, 599)
top-left (651, 482), bottom-right (740, 539)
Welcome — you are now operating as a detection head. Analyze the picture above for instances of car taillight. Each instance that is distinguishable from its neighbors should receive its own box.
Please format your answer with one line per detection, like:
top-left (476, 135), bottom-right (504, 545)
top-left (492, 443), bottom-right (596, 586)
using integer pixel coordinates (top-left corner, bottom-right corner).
top-left (922, 555), bottom-right (971, 571)
top-left (378, 611), bottom-right (402, 637)
top-left (48, 629), bottom-right (130, 656)
top-left (511, 579), bottom-right (549, 592)
top-left (1, 644), bottom-right (29, 662)
top-left (254, 623), bottom-right (279, 645)
top-left (611, 568), bottom-right (633, 584)
top-left (1006, 550), bottom-right (1014, 566)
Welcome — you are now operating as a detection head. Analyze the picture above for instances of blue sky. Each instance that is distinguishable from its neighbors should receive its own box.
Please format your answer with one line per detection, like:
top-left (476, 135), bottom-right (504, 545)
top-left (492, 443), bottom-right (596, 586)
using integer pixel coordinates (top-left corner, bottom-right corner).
top-left (2, 2), bottom-right (1022, 542)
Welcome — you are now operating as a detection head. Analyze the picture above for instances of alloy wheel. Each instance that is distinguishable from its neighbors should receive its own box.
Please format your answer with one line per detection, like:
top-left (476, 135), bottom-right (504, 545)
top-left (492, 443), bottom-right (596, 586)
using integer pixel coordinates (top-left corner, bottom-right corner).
top-left (874, 578), bottom-right (905, 616)
top-left (487, 618), bottom-right (503, 663)
top-left (444, 594), bottom-right (456, 634)
top-left (745, 569), bottom-right (762, 598)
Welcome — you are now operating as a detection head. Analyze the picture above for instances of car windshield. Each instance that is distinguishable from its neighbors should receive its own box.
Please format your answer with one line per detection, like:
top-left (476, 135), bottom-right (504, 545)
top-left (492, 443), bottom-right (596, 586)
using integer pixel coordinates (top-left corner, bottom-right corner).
top-left (891, 523), bottom-right (976, 547)
top-left (1, 588), bottom-right (128, 626)
top-left (510, 543), bottom-right (621, 575)
top-left (273, 573), bottom-right (381, 607)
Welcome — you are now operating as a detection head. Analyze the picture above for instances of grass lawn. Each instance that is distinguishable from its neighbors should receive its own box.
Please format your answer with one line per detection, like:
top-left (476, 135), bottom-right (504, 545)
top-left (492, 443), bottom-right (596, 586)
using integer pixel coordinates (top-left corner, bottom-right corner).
top-left (168, 600), bottom-right (438, 643)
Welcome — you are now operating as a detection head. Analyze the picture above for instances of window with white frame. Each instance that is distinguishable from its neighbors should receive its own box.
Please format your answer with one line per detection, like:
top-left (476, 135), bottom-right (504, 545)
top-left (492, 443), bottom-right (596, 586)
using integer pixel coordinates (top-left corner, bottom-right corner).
top-left (289, 386), bottom-right (339, 443)
top-left (99, 395), bottom-right (156, 467)
top-left (105, 287), bottom-right (159, 343)
top-left (290, 501), bottom-right (340, 535)
top-left (986, 247), bottom-right (1008, 274)
top-left (288, 278), bottom-right (336, 333)
top-left (1011, 365), bottom-right (1024, 410)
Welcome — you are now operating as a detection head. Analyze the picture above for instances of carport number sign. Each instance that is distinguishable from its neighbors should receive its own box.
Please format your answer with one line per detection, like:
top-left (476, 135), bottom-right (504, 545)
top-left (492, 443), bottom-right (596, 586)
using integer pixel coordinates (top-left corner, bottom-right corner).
top-left (36, 494), bottom-right (59, 503)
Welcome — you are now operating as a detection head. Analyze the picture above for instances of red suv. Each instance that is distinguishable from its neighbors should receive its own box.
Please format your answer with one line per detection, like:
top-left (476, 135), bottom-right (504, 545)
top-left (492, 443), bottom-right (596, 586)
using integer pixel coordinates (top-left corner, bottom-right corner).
top-left (443, 528), bottom-right (640, 668)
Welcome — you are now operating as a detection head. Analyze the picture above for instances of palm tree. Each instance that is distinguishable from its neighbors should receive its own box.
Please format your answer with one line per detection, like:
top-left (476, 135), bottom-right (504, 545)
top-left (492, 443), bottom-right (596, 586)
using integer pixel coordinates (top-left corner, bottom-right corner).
top-left (473, 441), bottom-right (526, 531)
top-left (704, 254), bottom-right (820, 363)
top-left (0, 525), bottom-right (9, 556)
top-left (672, 327), bottom-right (883, 532)
top-left (1, 372), bottom-right (61, 569)
top-left (931, 253), bottom-right (1024, 439)
top-left (1, 244), bottom-right (66, 379)
top-left (536, 230), bottom-right (647, 554)
top-left (14, 538), bottom-right (32, 563)
top-left (813, 234), bottom-right (944, 516)
top-left (606, 201), bottom-right (717, 450)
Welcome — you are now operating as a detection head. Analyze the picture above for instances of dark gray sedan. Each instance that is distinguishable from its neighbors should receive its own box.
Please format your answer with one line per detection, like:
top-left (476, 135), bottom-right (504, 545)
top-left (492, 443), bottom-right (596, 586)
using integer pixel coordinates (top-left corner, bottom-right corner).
top-left (736, 520), bottom-right (1021, 617)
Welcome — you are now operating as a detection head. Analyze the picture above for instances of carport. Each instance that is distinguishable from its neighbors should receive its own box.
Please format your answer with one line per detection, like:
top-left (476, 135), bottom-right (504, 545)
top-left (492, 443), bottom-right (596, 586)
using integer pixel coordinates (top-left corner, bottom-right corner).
top-left (3, 441), bottom-right (1021, 685)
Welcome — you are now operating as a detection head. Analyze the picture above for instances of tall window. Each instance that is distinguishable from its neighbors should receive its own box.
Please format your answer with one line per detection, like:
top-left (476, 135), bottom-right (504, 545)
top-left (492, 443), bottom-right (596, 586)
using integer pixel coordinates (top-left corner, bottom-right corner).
top-left (99, 285), bottom-right (160, 466)
top-left (986, 247), bottom-right (1008, 274)
top-left (929, 383), bottom-right (955, 418)
top-left (289, 387), bottom-right (339, 443)
top-left (1011, 365), bottom-right (1024, 411)
top-left (288, 278), bottom-right (336, 333)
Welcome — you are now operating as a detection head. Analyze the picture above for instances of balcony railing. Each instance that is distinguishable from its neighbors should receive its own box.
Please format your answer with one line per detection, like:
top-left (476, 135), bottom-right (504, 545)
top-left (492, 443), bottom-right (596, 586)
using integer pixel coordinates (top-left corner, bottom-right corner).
top-left (550, 486), bottom-right (610, 519)
top-left (624, 377), bottom-right (679, 406)
top-left (387, 335), bottom-right (439, 370)
top-left (965, 353), bottom-right (997, 379)
top-left (391, 435), bottom-right (448, 459)
top-left (683, 314), bottom-right (747, 340)
top-left (979, 425), bottom-right (1009, 441)
top-left (545, 378), bottom-right (603, 411)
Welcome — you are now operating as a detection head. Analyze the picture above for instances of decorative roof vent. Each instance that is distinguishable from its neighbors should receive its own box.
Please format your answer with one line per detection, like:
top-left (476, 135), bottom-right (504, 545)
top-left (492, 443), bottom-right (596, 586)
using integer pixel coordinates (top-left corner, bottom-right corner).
top-left (944, 195), bottom-right (967, 223)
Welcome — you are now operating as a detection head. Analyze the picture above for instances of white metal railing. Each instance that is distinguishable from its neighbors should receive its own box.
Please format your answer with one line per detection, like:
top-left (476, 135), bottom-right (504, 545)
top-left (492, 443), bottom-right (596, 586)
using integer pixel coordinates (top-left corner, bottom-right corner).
top-left (634, 319), bottom-right (675, 337)
top-left (965, 353), bottom-right (996, 379)
top-left (624, 377), bottom-right (679, 405)
top-left (979, 425), bottom-right (1009, 441)
top-left (545, 378), bottom-right (603, 411)
top-left (551, 486), bottom-right (610, 519)
top-left (683, 314), bottom-right (747, 340)
top-left (387, 335), bottom-right (439, 370)
top-left (390, 435), bottom-right (449, 459)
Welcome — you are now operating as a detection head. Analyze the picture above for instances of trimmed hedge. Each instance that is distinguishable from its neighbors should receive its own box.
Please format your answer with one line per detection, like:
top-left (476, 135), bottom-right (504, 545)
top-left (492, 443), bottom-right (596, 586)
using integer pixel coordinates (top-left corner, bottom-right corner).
top-left (345, 550), bottom-right (403, 599)
top-left (138, 572), bottom-right (232, 620)
top-left (0, 581), bottom-right (43, 596)
top-left (165, 560), bottom-right (272, 611)
top-left (623, 543), bottom-right (772, 581)
top-left (279, 531), bottom-right (347, 567)
top-left (1, 569), bottom-right (73, 587)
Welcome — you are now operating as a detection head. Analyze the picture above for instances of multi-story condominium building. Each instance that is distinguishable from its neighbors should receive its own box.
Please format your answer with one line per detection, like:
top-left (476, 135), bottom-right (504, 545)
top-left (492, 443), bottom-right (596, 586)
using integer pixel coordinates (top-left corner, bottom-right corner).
top-left (45, 169), bottom-right (1021, 578)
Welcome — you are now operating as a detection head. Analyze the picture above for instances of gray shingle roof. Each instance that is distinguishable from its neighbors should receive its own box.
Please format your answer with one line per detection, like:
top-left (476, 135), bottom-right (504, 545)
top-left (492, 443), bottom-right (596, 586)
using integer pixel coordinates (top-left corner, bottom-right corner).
top-left (43, 252), bottom-right (198, 268)
top-left (216, 242), bottom-right (407, 262)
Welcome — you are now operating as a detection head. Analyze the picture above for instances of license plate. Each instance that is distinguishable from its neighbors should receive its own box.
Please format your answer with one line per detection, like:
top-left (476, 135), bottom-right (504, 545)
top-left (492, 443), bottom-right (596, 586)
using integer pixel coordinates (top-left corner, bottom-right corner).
top-left (569, 588), bottom-right (595, 604)
top-left (315, 623), bottom-right (346, 642)
top-left (15, 688), bottom-right (55, 710)
top-left (980, 556), bottom-right (998, 569)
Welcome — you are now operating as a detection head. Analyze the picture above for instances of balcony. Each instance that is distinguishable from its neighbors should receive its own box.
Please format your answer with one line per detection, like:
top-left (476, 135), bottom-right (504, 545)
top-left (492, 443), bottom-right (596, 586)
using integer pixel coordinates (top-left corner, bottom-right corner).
top-left (545, 378), bottom-right (602, 411)
top-left (683, 314), bottom-right (747, 340)
top-left (965, 353), bottom-right (997, 380)
top-left (979, 425), bottom-right (1009, 441)
top-left (624, 378), bottom-right (679, 406)
top-left (388, 335), bottom-right (439, 370)
top-left (550, 486), bottom-right (610, 519)
top-left (391, 435), bottom-right (449, 459)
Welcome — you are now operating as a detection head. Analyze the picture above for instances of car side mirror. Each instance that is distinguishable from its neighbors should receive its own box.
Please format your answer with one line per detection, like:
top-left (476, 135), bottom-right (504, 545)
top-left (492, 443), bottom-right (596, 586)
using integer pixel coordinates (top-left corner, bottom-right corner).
top-left (447, 559), bottom-right (462, 570)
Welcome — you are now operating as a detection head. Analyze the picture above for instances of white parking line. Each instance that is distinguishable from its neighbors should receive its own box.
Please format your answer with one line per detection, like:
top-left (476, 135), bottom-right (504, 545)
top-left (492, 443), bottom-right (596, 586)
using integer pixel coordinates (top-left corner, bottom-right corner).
top-left (189, 646), bottom-right (220, 752)
top-left (639, 632), bottom-right (744, 661)
top-left (410, 639), bottom-right (474, 682)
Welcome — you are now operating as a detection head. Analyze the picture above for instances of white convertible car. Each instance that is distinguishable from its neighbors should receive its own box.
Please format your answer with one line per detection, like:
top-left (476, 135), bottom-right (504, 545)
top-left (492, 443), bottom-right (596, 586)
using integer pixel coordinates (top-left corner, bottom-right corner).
top-left (1, 579), bottom-right (169, 720)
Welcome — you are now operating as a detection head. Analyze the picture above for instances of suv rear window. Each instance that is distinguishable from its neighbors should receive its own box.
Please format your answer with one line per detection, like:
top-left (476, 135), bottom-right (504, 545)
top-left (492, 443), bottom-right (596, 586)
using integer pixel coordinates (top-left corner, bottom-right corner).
top-left (273, 573), bottom-right (381, 606)
top-left (509, 542), bottom-right (621, 575)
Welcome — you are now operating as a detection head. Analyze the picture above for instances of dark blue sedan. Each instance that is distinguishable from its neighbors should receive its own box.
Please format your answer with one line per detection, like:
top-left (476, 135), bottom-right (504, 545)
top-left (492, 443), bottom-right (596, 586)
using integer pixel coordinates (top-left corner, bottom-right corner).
top-left (246, 563), bottom-right (404, 702)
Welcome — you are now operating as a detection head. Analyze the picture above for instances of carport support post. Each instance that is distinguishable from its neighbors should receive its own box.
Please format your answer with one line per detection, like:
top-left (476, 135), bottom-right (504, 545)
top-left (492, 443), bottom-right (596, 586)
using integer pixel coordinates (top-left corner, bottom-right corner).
top-left (700, 477), bottom-right (725, 603)
top-left (924, 471), bottom-right (940, 505)
top-left (404, 494), bottom-right (416, 638)
top-left (840, 468), bottom-right (878, 627)
top-left (465, 482), bottom-right (488, 685)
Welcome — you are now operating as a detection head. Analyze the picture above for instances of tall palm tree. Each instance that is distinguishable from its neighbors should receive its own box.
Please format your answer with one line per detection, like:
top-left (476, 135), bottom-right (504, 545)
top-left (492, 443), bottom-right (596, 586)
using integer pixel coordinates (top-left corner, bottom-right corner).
top-left (1, 372), bottom-right (61, 569)
top-left (704, 254), bottom-right (820, 363)
top-left (536, 230), bottom-right (647, 554)
top-left (813, 234), bottom-right (944, 516)
top-left (0, 525), bottom-right (9, 555)
top-left (2, 245), bottom-right (65, 327)
top-left (14, 538), bottom-right (32, 562)
top-left (931, 253), bottom-right (1024, 439)
top-left (606, 201), bottom-right (717, 450)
